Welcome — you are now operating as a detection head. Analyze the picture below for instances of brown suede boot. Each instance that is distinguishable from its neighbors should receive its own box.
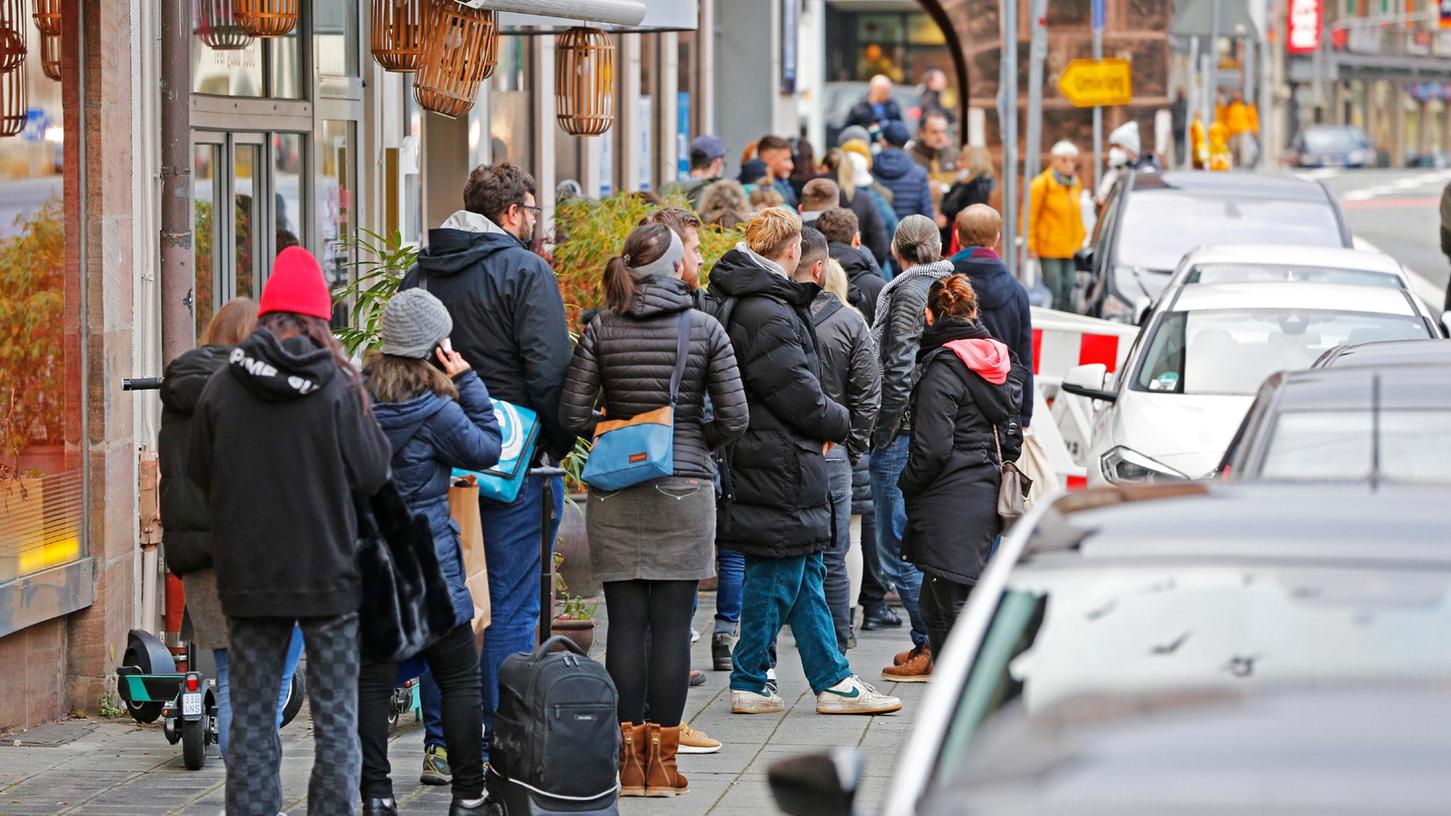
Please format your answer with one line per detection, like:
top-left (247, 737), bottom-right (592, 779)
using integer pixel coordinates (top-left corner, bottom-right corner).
top-left (643, 723), bottom-right (689, 797)
top-left (619, 723), bottom-right (647, 797)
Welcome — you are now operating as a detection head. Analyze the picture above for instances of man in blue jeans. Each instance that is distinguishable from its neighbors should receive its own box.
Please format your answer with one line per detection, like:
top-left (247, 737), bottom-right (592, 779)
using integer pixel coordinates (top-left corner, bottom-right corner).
top-left (869, 214), bottom-right (956, 682)
top-left (403, 161), bottom-right (574, 778)
top-left (707, 208), bottom-right (900, 717)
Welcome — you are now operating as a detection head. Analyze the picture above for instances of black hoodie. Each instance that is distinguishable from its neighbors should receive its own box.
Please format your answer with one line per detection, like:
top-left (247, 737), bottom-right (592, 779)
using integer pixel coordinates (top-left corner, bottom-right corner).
top-left (158, 345), bottom-right (231, 576)
top-left (827, 241), bottom-right (887, 325)
top-left (188, 328), bottom-right (391, 618)
top-left (706, 246), bottom-right (850, 557)
top-left (401, 210), bottom-right (575, 462)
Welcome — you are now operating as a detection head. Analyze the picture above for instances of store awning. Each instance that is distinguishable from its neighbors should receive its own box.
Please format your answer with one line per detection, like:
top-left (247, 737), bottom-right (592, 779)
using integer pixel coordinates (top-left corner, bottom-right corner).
top-left (470, 0), bottom-right (696, 34)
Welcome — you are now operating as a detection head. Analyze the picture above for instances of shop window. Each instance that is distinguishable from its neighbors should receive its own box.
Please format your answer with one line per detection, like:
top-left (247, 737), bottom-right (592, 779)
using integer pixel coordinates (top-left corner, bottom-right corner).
top-left (191, 5), bottom-right (302, 98)
top-left (488, 36), bottom-right (533, 169)
top-left (315, 2), bottom-right (359, 78)
top-left (0, 20), bottom-right (85, 592)
top-left (319, 119), bottom-right (356, 321)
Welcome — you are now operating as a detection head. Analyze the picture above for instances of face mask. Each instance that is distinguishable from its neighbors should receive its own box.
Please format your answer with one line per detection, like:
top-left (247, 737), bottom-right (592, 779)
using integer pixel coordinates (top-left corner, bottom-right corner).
top-left (1108, 147), bottom-right (1129, 168)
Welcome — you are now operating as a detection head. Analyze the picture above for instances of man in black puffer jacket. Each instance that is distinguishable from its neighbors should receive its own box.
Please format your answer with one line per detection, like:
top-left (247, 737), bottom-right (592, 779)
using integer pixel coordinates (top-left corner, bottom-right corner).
top-left (709, 208), bottom-right (902, 717)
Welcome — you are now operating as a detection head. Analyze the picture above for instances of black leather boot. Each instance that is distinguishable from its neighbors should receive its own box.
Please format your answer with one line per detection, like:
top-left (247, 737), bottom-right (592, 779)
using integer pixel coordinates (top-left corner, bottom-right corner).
top-left (362, 796), bottom-right (398, 816)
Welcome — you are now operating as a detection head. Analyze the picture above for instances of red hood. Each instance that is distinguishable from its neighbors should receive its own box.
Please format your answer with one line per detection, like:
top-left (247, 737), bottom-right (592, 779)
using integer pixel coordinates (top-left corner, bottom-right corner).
top-left (944, 338), bottom-right (1011, 385)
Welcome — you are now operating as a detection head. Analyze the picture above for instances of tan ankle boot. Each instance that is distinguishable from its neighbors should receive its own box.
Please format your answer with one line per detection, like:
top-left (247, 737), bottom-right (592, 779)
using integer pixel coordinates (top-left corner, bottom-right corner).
top-left (643, 723), bottom-right (689, 797)
top-left (619, 723), bottom-right (647, 796)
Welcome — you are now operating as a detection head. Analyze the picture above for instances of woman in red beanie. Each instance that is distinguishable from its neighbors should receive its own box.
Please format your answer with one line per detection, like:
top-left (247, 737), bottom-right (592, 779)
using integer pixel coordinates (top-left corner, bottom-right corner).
top-left (188, 246), bottom-right (392, 816)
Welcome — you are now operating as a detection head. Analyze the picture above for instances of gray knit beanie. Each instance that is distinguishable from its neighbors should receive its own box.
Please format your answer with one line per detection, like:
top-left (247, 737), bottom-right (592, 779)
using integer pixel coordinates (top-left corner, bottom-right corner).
top-left (380, 288), bottom-right (453, 358)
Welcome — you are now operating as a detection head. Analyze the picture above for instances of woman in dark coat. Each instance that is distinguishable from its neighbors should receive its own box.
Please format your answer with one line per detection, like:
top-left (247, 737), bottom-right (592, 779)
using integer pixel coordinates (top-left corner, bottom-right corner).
top-left (159, 297), bottom-right (303, 761)
top-left (899, 274), bottom-right (1026, 660)
top-left (559, 223), bottom-right (749, 798)
top-left (356, 288), bottom-right (502, 815)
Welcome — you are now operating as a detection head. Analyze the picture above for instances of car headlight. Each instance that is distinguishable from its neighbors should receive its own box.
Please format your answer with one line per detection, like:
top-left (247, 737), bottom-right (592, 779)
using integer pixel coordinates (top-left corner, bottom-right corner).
top-left (1100, 446), bottom-right (1189, 484)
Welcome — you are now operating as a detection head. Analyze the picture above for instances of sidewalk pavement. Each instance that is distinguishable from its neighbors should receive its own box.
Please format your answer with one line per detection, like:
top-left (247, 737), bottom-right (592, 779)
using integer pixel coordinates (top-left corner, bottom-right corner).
top-left (0, 594), bottom-right (923, 815)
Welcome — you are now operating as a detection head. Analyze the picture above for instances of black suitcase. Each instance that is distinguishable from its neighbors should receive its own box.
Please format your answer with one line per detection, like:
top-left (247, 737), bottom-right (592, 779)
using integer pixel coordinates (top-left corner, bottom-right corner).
top-left (488, 635), bottom-right (620, 815)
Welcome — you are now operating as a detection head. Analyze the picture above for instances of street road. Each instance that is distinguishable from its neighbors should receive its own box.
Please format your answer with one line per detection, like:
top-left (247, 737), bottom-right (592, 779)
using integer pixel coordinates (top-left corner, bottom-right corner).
top-left (1298, 166), bottom-right (1451, 308)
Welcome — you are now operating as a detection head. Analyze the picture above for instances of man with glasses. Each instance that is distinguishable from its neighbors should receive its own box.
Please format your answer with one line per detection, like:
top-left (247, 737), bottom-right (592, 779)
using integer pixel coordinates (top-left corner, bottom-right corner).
top-left (401, 161), bottom-right (573, 782)
top-left (1028, 141), bottom-right (1087, 312)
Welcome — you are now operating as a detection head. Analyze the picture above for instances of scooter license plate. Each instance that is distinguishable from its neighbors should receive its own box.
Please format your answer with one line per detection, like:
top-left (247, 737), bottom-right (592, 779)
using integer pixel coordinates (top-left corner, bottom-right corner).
top-left (181, 691), bottom-right (203, 717)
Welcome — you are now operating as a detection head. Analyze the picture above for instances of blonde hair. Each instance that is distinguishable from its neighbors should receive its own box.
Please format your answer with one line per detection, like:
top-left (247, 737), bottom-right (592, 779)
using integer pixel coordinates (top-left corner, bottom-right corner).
top-left (749, 186), bottom-right (785, 210)
top-left (699, 180), bottom-right (752, 228)
top-left (200, 297), bottom-right (258, 346)
top-left (961, 145), bottom-right (993, 179)
top-left (744, 207), bottom-right (803, 259)
top-left (955, 204), bottom-right (1002, 249)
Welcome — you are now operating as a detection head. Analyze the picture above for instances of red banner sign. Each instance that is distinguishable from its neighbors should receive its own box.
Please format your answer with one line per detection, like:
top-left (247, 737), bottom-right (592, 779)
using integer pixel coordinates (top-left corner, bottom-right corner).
top-left (1287, 0), bottom-right (1322, 54)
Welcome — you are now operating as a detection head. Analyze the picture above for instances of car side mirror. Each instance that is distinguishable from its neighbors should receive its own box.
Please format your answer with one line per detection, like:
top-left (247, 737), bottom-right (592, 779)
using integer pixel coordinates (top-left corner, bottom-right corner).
top-left (1134, 296), bottom-right (1153, 326)
top-left (1074, 248), bottom-right (1095, 273)
top-left (1060, 363), bottom-right (1118, 402)
top-left (769, 749), bottom-right (863, 816)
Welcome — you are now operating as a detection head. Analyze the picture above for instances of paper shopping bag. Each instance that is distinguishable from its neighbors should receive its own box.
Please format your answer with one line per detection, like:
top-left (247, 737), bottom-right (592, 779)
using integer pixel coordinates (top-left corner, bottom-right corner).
top-left (449, 475), bottom-right (491, 645)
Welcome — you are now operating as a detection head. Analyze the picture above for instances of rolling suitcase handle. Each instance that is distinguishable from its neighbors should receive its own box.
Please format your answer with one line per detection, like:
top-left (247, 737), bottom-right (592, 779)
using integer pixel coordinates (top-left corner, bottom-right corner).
top-left (532, 635), bottom-right (588, 660)
top-left (532, 465), bottom-right (567, 644)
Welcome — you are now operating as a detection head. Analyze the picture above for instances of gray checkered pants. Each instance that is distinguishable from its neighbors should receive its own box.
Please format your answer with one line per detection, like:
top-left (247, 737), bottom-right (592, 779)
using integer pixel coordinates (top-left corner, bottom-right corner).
top-left (226, 613), bottom-right (360, 816)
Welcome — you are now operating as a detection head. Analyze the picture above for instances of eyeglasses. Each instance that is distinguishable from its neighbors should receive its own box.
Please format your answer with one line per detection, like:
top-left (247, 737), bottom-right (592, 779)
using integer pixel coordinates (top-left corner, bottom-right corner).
top-left (517, 203), bottom-right (543, 218)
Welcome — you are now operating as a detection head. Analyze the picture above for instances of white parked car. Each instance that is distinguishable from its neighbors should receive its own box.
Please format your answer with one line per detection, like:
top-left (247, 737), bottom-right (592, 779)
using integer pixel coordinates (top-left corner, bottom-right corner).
top-left (1062, 281), bottom-right (1439, 484)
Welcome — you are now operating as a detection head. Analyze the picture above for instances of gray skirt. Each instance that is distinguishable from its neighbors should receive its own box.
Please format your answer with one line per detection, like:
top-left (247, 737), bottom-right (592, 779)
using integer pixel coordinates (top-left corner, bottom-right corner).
top-left (586, 475), bottom-right (716, 584)
top-left (182, 568), bottom-right (229, 651)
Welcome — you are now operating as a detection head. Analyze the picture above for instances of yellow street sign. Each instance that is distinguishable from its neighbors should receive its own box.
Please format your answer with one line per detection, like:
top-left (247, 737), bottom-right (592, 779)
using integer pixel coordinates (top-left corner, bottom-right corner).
top-left (1057, 58), bottom-right (1133, 108)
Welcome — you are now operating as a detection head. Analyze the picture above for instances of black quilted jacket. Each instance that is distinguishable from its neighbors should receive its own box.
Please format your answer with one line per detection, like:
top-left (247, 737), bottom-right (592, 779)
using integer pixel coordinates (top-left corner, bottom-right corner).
top-left (559, 275), bottom-right (749, 480)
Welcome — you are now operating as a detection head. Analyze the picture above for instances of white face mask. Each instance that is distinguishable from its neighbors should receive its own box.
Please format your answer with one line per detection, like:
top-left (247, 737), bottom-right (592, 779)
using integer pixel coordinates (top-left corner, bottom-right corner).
top-left (1108, 147), bottom-right (1129, 168)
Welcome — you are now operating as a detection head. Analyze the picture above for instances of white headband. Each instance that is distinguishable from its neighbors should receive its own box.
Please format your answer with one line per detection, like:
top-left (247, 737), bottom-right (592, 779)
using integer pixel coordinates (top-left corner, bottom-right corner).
top-left (627, 229), bottom-right (684, 278)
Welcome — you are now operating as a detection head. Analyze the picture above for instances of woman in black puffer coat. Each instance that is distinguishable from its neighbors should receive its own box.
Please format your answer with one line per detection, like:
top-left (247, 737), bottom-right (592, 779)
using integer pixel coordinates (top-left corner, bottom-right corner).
top-left (560, 223), bottom-right (748, 797)
top-left (900, 274), bottom-right (1026, 661)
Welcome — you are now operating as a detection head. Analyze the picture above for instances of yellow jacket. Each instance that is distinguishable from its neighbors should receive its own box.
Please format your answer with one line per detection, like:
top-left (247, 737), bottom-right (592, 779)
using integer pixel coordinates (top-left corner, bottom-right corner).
top-left (1226, 101), bottom-right (1250, 136)
top-left (1028, 169), bottom-right (1085, 259)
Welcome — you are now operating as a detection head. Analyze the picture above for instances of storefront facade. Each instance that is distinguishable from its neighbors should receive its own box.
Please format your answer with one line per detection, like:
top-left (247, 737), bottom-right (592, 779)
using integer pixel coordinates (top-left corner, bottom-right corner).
top-left (0, 0), bottom-right (705, 733)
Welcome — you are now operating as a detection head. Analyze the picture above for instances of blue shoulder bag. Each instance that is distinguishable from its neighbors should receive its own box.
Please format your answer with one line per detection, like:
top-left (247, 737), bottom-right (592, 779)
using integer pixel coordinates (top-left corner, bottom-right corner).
top-left (581, 310), bottom-right (691, 491)
top-left (454, 399), bottom-right (539, 504)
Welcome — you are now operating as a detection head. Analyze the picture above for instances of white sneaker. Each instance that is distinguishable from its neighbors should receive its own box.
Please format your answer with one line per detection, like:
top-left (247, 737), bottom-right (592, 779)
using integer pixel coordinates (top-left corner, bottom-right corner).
top-left (764, 667), bottom-right (778, 696)
top-left (731, 687), bottom-right (786, 714)
top-left (691, 627), bottom-right (700, 644)
top-left (816, 675), bottom-right (902, 715)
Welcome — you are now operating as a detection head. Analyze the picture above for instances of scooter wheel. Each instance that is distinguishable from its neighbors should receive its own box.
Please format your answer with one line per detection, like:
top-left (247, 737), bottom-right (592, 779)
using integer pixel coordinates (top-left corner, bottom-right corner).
top-left (181, 718), bottom-right (205, 770)
top-left (280, 672), bottom-right (305, 728)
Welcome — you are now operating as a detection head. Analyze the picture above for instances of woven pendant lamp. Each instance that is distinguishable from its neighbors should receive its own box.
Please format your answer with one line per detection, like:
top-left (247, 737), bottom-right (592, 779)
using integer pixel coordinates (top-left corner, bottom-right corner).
top-left (555, 27), bottom-right (614, 136)
top-left (198, 0), bottom-right (253, 50)
top-left (371, 0), bottom-right (424, 72)
top-left (0, 0), bottom-right (26, 73)
top-left (414, 0), bottom-right (497, 118)
top-left (232, 0), bottom-right (298, 38)
top-left (39, 29), bottom-right (58, 80)
top-left (1, 59), bottom-right (25, 137)
top-left (31, 0), bottom-right (59, 36)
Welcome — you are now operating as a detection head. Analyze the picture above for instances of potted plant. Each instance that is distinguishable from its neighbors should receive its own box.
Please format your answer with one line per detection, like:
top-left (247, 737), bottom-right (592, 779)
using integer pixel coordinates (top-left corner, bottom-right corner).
top-left (551, 551), bottom-right (598, 653)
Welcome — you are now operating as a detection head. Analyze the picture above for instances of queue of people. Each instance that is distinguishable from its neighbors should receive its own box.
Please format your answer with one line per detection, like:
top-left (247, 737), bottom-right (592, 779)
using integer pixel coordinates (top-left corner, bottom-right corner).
top-left (156, 118), bottom-right (1038, 810)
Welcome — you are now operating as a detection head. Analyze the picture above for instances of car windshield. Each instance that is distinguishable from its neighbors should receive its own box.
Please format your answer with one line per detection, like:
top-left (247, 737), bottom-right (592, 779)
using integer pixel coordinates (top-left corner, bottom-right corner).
top-left (1187, 262), bottom-right (1402, 289)
top-left (1260, 409), bottom-right (1451, 483)
top-left (929, 563), bottom-right (1451, 786)
top-left (1304, 128), bottom-right (1364, 152)
top-left (1133, 309), bottom-right (1429, 396)
top-left (1118, 193), bottom-right (1343, 270)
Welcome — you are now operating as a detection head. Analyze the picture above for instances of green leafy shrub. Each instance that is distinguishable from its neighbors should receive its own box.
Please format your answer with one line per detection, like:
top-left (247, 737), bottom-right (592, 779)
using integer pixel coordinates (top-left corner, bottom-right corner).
top-left (0, 197), bottom-right (66, 469)
top-left (332, 228), bottom-right (420, 356)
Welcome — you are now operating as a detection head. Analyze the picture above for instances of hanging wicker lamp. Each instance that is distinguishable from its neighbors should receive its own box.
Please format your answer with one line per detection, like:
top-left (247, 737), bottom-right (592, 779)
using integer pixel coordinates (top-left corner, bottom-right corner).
top-left (231, 0), bottom-right (298, 38)
top-left (371, 0), bottom-right (425, 72)
top-left (0, 0), bottom-right (26, 73)
top-left (414, 0), bottom-right (497, 118)
top-left (555, 27), bottom-right (614, 136)
top-left (198, 0), bottom-right (253, 50)
top-left (39, 30), bottom-right (58, 80)
top-left (31, 0), bottom-right (59, 36)
top-left (1, 60), bottom-right (25, 137)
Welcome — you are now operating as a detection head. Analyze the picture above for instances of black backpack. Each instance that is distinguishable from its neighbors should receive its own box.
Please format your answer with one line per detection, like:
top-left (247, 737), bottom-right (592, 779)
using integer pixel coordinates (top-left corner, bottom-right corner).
top-left (492, 636), bottom-right (620, 800)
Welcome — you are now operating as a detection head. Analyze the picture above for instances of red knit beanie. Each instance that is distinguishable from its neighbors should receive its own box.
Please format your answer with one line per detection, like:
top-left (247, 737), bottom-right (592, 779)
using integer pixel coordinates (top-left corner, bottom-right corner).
top-left (259, 246), bottom-right (333, 320)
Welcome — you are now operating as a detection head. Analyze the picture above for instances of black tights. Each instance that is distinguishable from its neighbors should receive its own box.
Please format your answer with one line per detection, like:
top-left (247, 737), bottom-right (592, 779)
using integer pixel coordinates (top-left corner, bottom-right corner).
top-left (604, 579), bottom-right (697, 727)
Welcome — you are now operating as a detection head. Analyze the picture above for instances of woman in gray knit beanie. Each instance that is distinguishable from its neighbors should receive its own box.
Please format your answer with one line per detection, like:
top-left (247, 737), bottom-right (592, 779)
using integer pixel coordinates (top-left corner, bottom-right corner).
top-left (357, 286), bottom-right (503, 812)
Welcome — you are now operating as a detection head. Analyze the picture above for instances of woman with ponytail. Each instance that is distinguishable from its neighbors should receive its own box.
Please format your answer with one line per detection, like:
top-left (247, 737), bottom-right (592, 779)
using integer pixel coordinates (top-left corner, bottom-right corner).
top-left (899, 273), bottom-right (1027, 662)
top-left (188, 246), bottom-right (391, 816)
top-left (559, 223), bottom-right (749, 797)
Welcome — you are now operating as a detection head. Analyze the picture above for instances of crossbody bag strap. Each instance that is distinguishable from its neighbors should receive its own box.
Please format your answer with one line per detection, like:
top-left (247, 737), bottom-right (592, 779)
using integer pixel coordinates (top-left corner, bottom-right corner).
top-left (668, 309), bottom-right (692, 405)
top-left (992, 425), bottom-right (1004, 466)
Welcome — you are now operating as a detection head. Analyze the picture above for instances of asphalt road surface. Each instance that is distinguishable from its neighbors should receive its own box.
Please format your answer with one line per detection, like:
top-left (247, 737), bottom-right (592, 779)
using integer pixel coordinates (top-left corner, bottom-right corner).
top-left (1298, 166), bottom-right (1451, 309)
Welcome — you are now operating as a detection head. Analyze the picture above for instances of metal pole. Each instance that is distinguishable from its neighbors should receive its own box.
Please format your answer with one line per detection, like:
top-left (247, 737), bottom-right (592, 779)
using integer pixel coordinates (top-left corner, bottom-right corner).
top-left (1002, 0), bottom-right (1019, 279)
top-left (160, 0), bottom-right (193, 365)
top-left (1206, 0), bottom-right (1222, 127)
top-left (1019, 0), bottom-right (1048, 279)
top-left (1242, 36), bottom-right (1255, 167)
top-left (1092, 0), bottom-right (1104, 188)
top-left (1186, 35), bottom-right (1199, 169)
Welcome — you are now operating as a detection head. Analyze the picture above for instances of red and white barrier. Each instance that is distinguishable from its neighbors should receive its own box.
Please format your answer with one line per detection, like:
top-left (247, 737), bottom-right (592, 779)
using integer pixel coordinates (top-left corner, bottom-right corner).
top-left (1028, 307), bottom-right (1141, 491)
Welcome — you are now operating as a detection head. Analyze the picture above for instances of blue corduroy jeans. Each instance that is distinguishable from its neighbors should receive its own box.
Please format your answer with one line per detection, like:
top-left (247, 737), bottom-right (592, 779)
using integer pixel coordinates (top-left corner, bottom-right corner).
top-left (730, 552), bottom-right (851, 696)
